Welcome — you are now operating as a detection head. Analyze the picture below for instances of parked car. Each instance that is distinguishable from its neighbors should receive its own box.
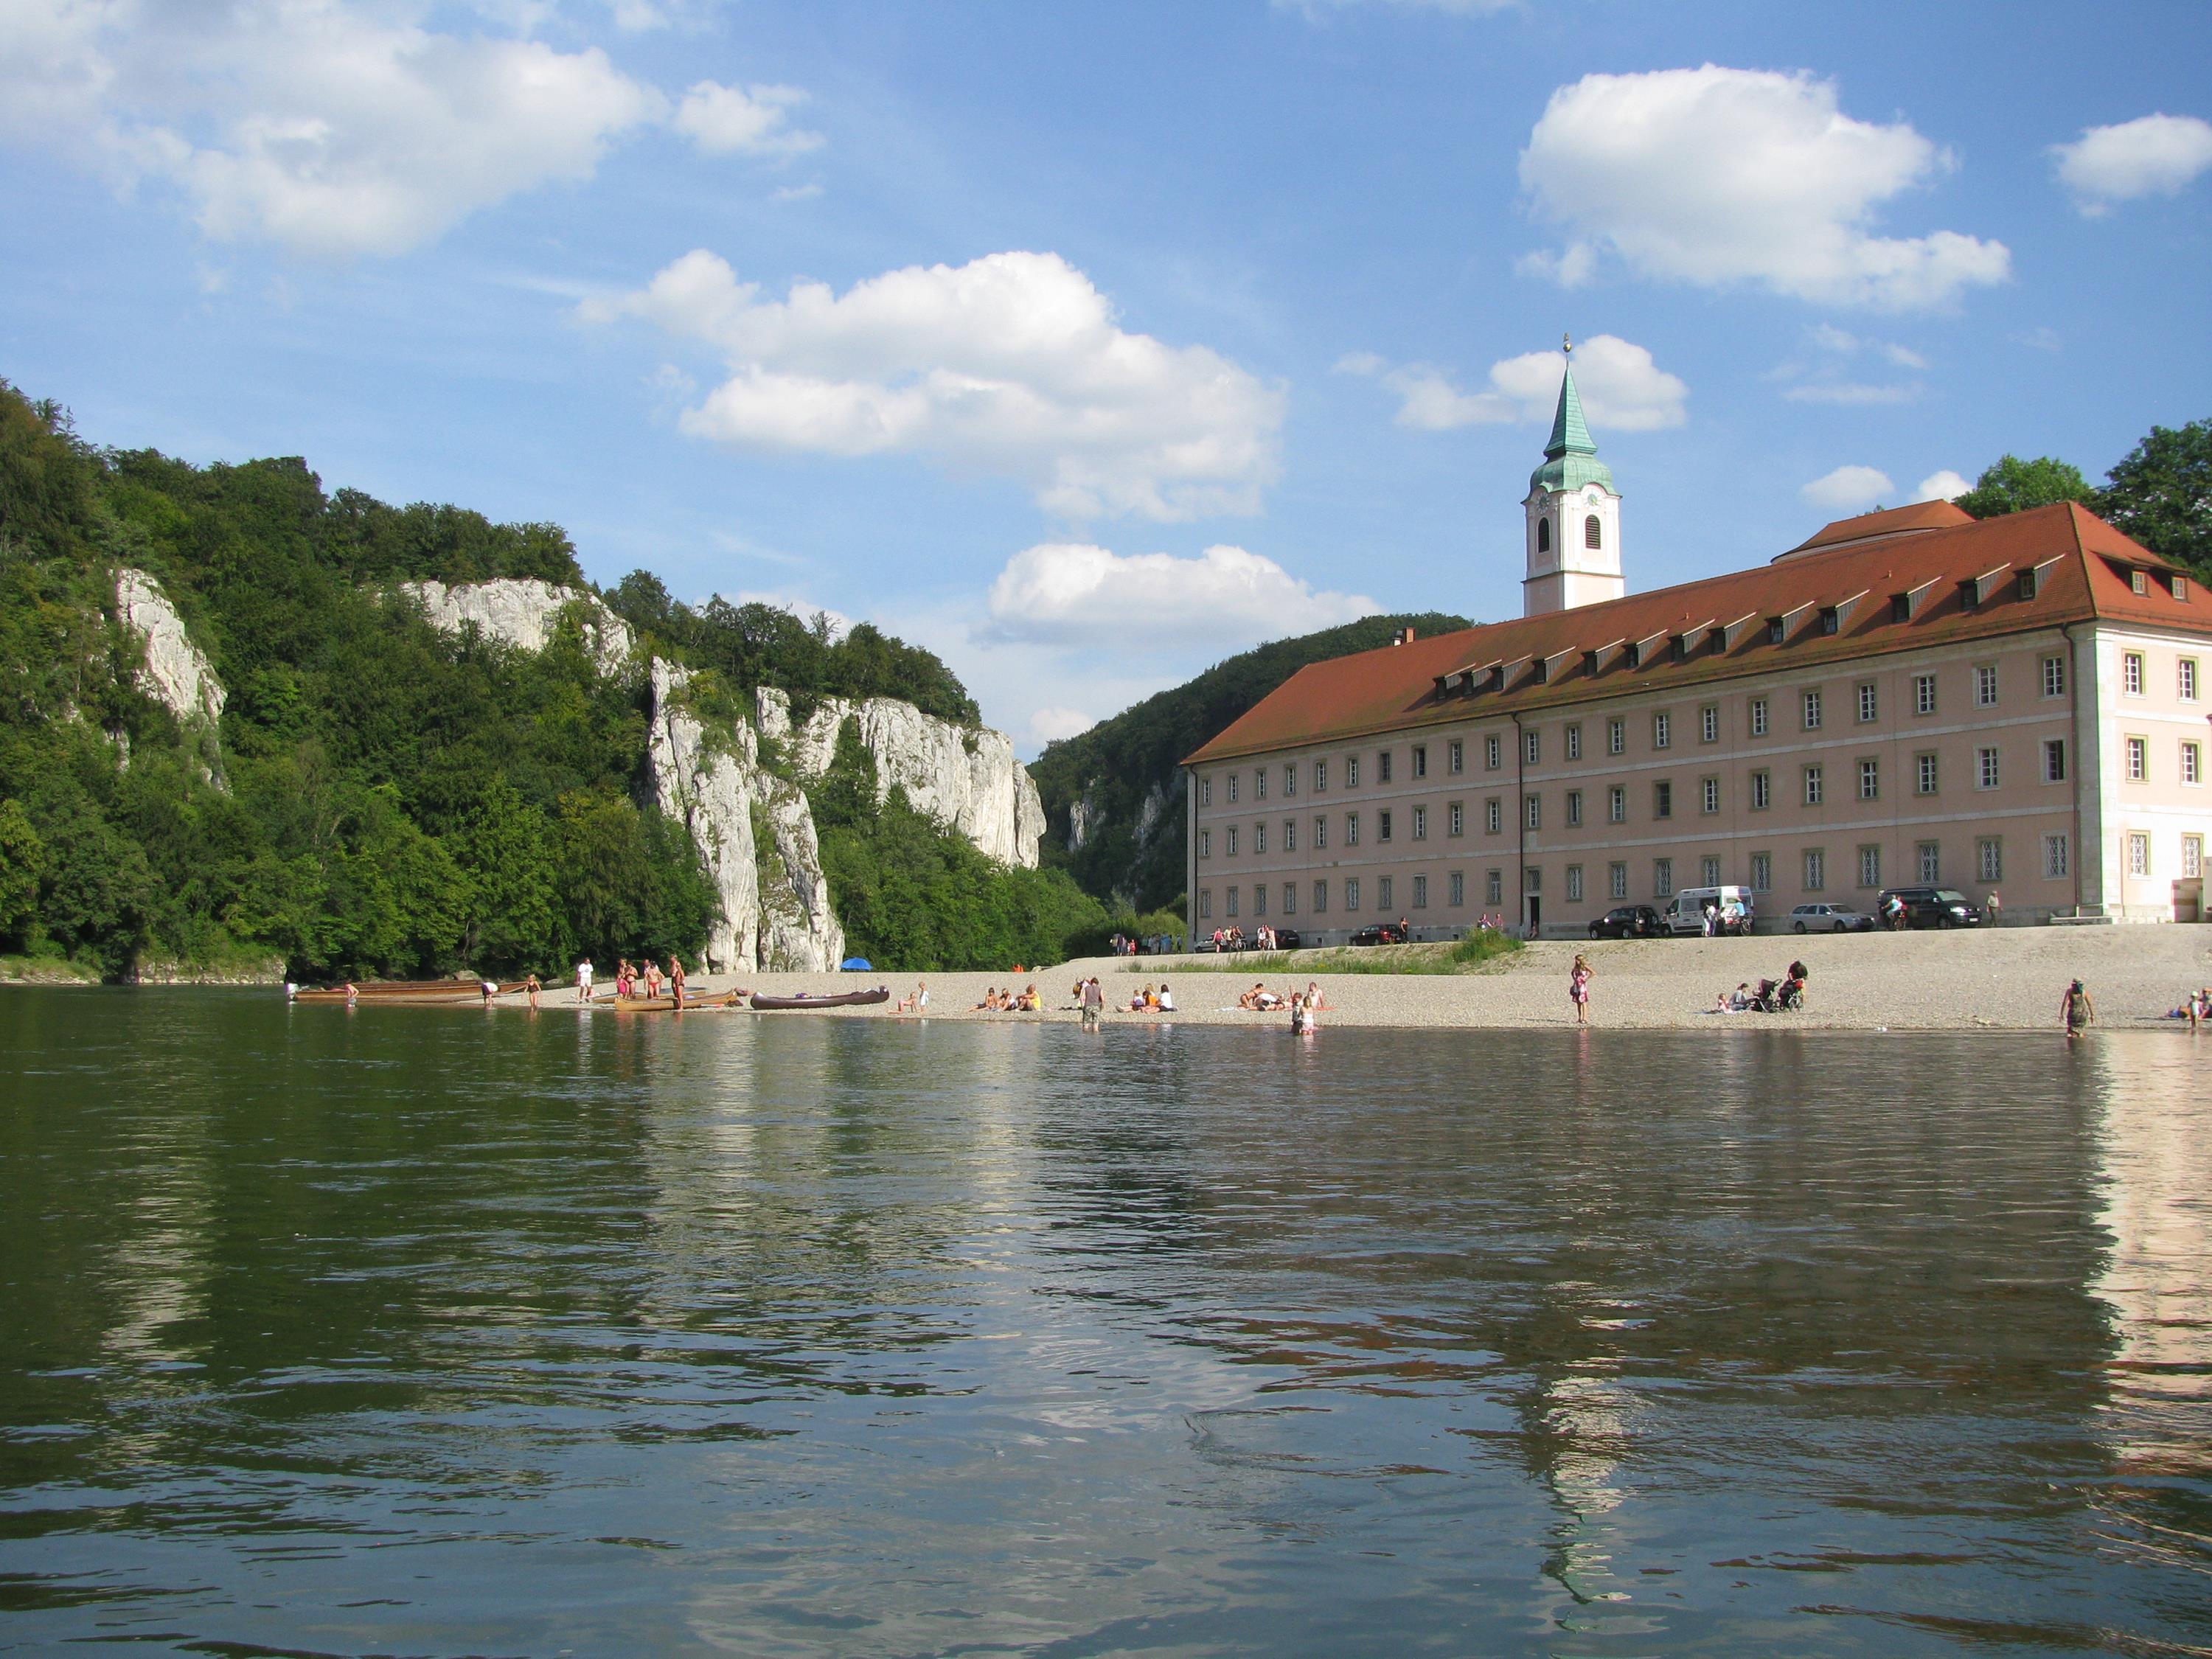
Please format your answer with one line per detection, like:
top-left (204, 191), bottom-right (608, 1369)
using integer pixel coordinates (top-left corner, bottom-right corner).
top-left (1588, 905), bottom-right (1666, 939)
top-left (1270, 929), bottom-right (1303, 950)
top-left (1877, 887), bottom-right (1986, 929)
top-left (1791, 902), bottom-right (1875, 934)
top-left (1349, 923), bottom-right (1408, 946)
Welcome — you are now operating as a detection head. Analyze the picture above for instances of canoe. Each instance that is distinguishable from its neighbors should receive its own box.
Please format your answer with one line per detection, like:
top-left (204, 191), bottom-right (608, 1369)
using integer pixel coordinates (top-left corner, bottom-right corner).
top-left (750, 987), bottom-right (891, 1011)
top-left (292, 979), bottom-right (528, 1004)
top-left (602, 991), bottom-right (742, 1013)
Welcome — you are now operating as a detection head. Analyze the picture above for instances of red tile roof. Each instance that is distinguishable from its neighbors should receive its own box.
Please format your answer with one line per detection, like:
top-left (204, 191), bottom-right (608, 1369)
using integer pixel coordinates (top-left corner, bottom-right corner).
top-left (1185, 504), bottom-right (2209, 765)
top-left (1785, 498), bottom-right (1974, 556)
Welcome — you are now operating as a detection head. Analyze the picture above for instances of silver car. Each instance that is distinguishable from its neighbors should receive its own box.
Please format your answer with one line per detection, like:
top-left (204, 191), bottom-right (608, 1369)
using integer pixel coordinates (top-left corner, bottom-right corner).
top-left (1791, 902), bottom-right (1874, 934)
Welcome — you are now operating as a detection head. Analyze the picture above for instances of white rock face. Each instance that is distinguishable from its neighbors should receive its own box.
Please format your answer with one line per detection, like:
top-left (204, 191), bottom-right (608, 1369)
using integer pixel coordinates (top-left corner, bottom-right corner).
top-left (405, 579), bottom-right (635, 676)
top-left (116, 569), bottom-right (224, 727)
top-left (759, 687), bottom-right (1044, 868)
top-left (645, 661), bottom-right (844, 973)
top-left (1066, 781), bottom-right (1099, 852)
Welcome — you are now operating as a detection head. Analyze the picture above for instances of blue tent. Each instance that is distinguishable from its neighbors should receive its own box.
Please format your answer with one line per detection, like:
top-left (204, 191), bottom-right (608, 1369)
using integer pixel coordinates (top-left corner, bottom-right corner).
top-left (839, 957), bottom-right (873, 971)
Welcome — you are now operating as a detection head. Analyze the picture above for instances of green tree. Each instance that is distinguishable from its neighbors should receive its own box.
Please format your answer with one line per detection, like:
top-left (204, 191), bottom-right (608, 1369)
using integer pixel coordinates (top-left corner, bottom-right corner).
top-left (1955, 454), bottom-right (2096, 520)
top-left (0, 798), bottom-right (44, 949)
top-left (455, 776), bottom-right (563, 973)
top-left (2098, 419), bottom-right (2212, 580)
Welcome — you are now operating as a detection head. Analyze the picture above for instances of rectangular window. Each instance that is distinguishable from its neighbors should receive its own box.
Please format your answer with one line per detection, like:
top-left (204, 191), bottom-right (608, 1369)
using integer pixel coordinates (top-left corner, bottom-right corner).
top-left (1525, 728), bottom-right (1541, 765)
top-left (2183, 742), bottom-right (2202, 785)
top-left (1486, 869), bottom-right (1503, 905)
top-left (1608, 785), bottom-right (1626, 824)
top-left (1412, 874), bottom-right (1427, 908)
top-left (1565, 723), bottom-right (1582, 761)
top-left (1858, 759), bottom-right (1879, 801)
top-left (1608, 863), bottom-right (1628, 900)
top-left (1607, 718), bottom-right (1625, 756)
top-left (2124, 653), bottom-right (2145, 697)
top-left (1804, 764), bottom-right (1824, 806)
top-left (1199, 830), bottom-right (1211, 859)
top-left (1346, 877), bottom-right (1361, 911)
top-left (1653, 858), bottom-right (1674, 898)
top-left (1858, 845), bottom-right (1882, 888)
top-left (1314, 815), bottom-right (1328, 849)
top-left (1702, 776), bottom-right (1719, 814)
top-left (2129, 832), bottom-right (2149, 878)
top-left (1449, 801), bottom-right (1464, 837)
top-left (1917, 841), bottom-right (1941, 883)
top-left (1226, 885), bottom-right (1239, 917)
top-left (1653, 780), bottom-right (1673, 818)
top-left (1284, 818), bottom-right (1297, 852)
top-left (1653, 711), bottom-right (1672, 749)
top-left (1750, 852), bottom-right (1772, 892)
top-left (1750, 698), bottom-right (1770, 737)
top-left (1804, 848), bottom-right (1826, 891)
top-left (1346, 813), bottom-right (1360, 846)
top-left (1803, 689), bottom-right (1823, 730)
top-left (1915, 673), bottom-right (1937, 716)
top-left (1412, 805), bottom-right (1427, 840)
top-left (1525, 794), bottom-right (1541, 830)
top-left (1225, 827), bottom-right (1239, 856)
top-left (1254, 822), bottom-right (1267, 855)
top-left (1751, 769), bottom-right (1771, 810)
top-left (1701, 705), bottom-right (1719, 743)
top-left (2044, 740), bottom-right (2067, 783)
top-left (1449, 871), bottom-right (1465, 907)
top-left (1448, 740), bottom-right (1464, 775)
top-left (1379, 810), bottom-right (1394, 843)
top-left (1486, 735), bottom-right (1502, 771)
top-left (1412, 745), bottom-right (1427, 779)
top-left (1978, 838), bottom-right (2003, 883)
top-left (1253, 882), bottom-right (1267, 915)
top-left (1255, 768), bottom-right (1267, 800)
top-left (1283, 882), bottom-right (1296, 915)
top-left (1314, 880), bottom-right (1329, 913)
top-left (1347, 757), bottom-right (1361, 787)
top-left (1315, 759), bottom-right (1328, 792)
top-left (2182, 659), bottom-right (2199, 700)
top-left (1976, 664), bottom-right (1999, 707)
top-left (1916, 752), bottom-right (1938, 796)
top-left (2045, 835), bottom-right (2069, 880)
top-left (1553, 863), bottom-right (1575, 903)
top-left (1523, 867), bottom-right (1540, 896)
top-left (1284, 764), bottom-right (1297, 799)
top-left (1377, 876), bottom-right (1392, 910)
top-left (1978, 746), bottom-right (2000, 790)
top-left (1701, 855), bottom-right (1722, 887)
top-left (2183, 836), bottom-right (2203, 880)
top-left (1857, 683), bottom-right (1878, 723)
top-left (1566, 789), bottom-right (1583, 827)
top-left (1487, 798), bottom-right (1503, 835)
top-left (2126, 736), bottom-right (2148, 782)
top-left (1227, 774), bottom-right (1239, 804)
top-left (1198, 888), bottom-right (1211, 919)
top-left (1200, 777), bottom-right (1213, 807)
top-left (1378, 751), bottom-right (1393, 783)
top-left (2042, 655), bottom-right (2065, 699)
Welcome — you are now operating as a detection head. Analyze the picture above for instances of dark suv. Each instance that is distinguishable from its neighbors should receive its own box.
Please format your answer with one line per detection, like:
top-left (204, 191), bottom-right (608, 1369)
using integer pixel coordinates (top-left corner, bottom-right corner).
top-left (1349, 923), bottom-right (1408, 946)
top-left (1877, 887), bottom-right (1986, 929)
top-left (1589, 905), bottom-right (1666, 939)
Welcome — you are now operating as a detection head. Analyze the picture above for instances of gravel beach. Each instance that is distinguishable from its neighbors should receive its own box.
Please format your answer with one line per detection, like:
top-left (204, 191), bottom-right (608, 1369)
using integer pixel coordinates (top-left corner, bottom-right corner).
top-left (549, 925), bottom-right (2212, 1033)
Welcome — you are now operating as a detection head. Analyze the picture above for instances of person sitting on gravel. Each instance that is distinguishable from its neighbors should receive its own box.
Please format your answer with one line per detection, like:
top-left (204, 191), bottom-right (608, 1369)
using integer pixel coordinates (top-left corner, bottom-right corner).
top-left (1157, 983), bottom-right (1175, 1012)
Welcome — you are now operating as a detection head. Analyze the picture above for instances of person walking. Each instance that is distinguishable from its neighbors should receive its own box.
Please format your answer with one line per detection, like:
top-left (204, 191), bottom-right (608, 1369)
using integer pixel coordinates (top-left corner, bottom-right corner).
top-left (1986, 890), bottom-right (2003, 927)
top-left (1569, 953), bottom-right (1593, 1024)
top-left (2061, 978), bottom-right (2096, 1039)
top-left (667, 955), bottom-right (686, 1009)
top-left (1080, 975), bottom-right (1104, 1031)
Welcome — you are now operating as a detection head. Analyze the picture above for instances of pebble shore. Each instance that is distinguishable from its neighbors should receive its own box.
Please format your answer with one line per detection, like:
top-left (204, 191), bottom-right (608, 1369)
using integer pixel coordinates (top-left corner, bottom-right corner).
top-left (538, 926), bottom-right (2212, 1033)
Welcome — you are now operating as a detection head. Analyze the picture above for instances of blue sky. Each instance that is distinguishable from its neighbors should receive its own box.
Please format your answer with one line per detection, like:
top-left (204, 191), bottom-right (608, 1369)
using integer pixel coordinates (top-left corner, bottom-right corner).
top-left (4, 1), bottom-right (2209, 754)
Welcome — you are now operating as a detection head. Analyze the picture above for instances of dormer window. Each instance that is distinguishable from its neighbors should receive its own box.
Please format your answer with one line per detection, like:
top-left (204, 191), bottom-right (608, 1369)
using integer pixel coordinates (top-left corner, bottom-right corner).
top-left (1584, 515), bottom-right (1602, 550)
top-left (1536, 518), bottom-right (1551, 554)
top-left (1767, 616), bottom-right (1786, 644)
top-left (2131, 569), bottom-right (2149, 596)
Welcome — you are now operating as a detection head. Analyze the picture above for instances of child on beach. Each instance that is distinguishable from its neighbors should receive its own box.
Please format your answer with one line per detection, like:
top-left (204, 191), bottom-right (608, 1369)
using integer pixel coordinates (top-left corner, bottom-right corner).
top-left (1569, 954), bottom-right (1593, 1024)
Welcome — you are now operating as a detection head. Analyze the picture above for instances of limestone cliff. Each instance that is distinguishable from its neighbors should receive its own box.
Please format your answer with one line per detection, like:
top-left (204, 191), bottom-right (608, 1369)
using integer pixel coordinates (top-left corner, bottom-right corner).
top-left (116, 569), bottom-right (225, 728)
top-left (403, 579), bottom-right (635, 675)
top-left (757, 688), bottom-right (1044, 868)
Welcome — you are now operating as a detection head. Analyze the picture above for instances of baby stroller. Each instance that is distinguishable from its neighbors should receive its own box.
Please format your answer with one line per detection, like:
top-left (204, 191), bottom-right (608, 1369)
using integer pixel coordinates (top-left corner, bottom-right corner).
top-left (1777, 975), bottom-right (1805, 1012)
top-left (1750, 977), bottom-right (1780, 1013)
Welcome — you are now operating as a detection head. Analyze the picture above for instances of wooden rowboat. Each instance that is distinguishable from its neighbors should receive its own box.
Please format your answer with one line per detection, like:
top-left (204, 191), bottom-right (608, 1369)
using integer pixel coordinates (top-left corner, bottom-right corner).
top-left (602, 991), bottom-right (743, 1013)
top-left (749, 987), bottom-right (891, 1011)
top-left (292, 978), bottom-right (526, 1004)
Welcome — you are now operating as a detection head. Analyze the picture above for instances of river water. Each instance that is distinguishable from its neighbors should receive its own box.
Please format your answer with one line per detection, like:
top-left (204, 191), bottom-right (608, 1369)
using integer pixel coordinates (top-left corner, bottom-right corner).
top-left (1, 990), bottom-right (2207, 1656)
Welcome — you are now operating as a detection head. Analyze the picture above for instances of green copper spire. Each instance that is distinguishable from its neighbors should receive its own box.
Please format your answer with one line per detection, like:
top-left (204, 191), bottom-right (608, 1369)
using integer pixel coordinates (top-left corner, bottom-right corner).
top-left (1528, 335), bottom-right (1613, 495)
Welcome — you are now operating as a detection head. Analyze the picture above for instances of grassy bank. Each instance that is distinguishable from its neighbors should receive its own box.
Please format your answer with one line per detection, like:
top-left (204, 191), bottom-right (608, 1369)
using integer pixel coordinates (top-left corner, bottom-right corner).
top-left (0, 954), bottom-right (102, 984)
top-left (1136, 934), bottom-right (1524, 976)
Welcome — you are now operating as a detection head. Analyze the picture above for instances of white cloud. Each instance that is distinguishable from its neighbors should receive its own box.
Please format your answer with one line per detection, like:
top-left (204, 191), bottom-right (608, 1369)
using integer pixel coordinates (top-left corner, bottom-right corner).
top-left (672, 80), bottom-right (821, 156)
top-left (980, 542), bottom-right (1377, 646)
top-left (1340, 333), bottom-right (1687, 432)
top-left (1915, 470), bottom-right (1972, 503)
top-left (2052, 113), bottom-right (2212, 214)
top-left (1800, 465), bottom-right (1893, 512)
top-left (1519, 65), bottom-right (2011, 310)
top-left (771, 181), bottom-right (824, 203)
top-left (588, 249), bottom-right (1286, 521)
top-left (1771, 321), bottom-right (1926, 403)
top-left (1029, 707), bottom-right (1099, 745)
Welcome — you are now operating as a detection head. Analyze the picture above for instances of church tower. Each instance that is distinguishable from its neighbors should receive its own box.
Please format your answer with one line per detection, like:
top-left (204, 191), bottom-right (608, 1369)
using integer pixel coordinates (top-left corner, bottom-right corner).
top-left (1522, 338), bottom-right (1623, 616)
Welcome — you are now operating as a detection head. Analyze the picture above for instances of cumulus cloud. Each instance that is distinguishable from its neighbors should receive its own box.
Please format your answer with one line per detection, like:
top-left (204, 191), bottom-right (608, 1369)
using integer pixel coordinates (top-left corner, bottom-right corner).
top-left (1519, 65), bottom-right (2011, 311)
top-left (672, 80), bottom-right (821, 156)
top-left (2052, 113), bottom-right (2212, 214)
top-left (587, 249), bottom-right (1286, 521)
top-left (1801, 465), bottom-right (1893, 512)
top-left (1340, 333), bottom-right (1687, 432)
top-left (1915, 470), bottom-right (1972, 503)
top-left (980, 542), bottom-right (1376, 646)
top-left (0, 0), bottom-right (815, 258)
top-left (1029, 706), bottom-right (1100, 745)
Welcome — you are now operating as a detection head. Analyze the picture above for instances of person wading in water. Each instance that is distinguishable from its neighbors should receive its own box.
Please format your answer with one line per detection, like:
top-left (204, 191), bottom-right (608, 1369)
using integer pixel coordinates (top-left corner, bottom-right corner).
top-left (2061, 978), bottom-right (2096, 1040)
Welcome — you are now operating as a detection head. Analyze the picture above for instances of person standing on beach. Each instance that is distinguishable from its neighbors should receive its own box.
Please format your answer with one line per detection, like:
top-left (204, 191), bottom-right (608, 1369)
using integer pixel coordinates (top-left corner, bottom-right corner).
top-left (1569, 954), bottom-right (1593, 1024)
top-left (2062, 978), bottom-right (2096, 1038)
top-left (576, 958), bottom-right (594, 1004)
top-left (668, 955), bottom-right (686, 1009)
top-left (526, 973), bottom-right (541, 1011)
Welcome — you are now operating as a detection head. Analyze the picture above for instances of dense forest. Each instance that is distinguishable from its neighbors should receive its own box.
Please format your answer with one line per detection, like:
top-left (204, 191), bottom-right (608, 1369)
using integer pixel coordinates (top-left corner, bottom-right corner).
top-left (0, 380), bottom-right (1102, 981)
top-left (1029, 613), bottom-right (1474, 911)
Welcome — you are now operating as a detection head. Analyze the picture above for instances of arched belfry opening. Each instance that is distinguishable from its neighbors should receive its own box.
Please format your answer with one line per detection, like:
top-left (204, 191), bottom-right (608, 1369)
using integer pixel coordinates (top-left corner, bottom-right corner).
top-left (1521, 334), bottom-right (1624, 617)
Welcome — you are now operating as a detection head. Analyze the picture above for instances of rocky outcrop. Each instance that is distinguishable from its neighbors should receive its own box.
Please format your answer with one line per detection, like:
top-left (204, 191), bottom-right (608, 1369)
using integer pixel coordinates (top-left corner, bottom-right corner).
top-left (757, 687), bottom-right (1044, 868)
top-left (116, 569), bottom-right (224, 728)
top-left (404, 579), bottom-right (634, 676)
top-left (644, 661), bottom-right (844, 973)
top-left (1066, 781), bottom-right (1100, 852)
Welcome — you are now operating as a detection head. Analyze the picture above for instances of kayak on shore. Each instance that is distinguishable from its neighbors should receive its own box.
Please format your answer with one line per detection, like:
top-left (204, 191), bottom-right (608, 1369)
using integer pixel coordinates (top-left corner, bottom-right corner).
top-left (751, 987), bottom-right (891, 1011)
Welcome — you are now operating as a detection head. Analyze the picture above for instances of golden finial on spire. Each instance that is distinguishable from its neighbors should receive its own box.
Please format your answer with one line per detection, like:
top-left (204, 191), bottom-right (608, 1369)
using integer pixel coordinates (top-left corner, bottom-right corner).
top-left (1562, 331), bottom-right (1573, 356)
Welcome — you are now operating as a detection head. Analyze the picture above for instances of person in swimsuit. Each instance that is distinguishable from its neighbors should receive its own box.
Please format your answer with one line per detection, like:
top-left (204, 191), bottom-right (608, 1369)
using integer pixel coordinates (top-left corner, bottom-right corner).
top-left (2062, 978), bottom-right (2096, 1037)
top-left (526, 972), bottom-right (541, 1011)
top-left (668, 955), bottom-right (686, 1009)
top-left (1569, 954), bottom-right (1593, 1024)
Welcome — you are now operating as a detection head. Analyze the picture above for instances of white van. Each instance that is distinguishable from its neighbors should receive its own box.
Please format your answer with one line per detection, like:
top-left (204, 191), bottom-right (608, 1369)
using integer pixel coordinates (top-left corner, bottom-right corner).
top-left (1661, 885), bottom-right (1754, 936)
